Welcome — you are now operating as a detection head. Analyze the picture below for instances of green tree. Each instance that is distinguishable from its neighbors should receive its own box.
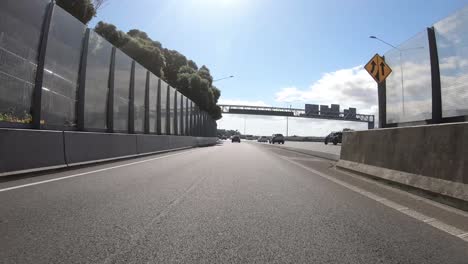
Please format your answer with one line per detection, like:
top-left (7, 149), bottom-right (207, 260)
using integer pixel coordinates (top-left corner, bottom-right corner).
top-left (198, 65), bottom-right (213, 86)
top-left (211, 86), bottom-right (221, 104)
top-left (176, 73), bottom-right (192, 97)
top-left (163, 49), bottom-right (188, 88)
top-left (94, 22), bottom-right (129, 46)
top-left (94, 21), bottom-right (222, 120)
top-left (127, 29), bottom-right (150, 40)
top-left (56, 0), bottom-right (96, 24)
top-left (94, 22), bottom-right (165, 77)
top-left (178, 65), bottom-right (196, 75)
top-left (187, 60), bottom-right (198, 71)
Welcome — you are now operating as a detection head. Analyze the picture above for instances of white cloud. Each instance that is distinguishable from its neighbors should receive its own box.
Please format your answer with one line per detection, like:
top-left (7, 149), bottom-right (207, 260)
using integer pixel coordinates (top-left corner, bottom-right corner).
top-left (218, 98), bottom-right (270, 106)
top-left (274, 65), bottom-right (378, 116)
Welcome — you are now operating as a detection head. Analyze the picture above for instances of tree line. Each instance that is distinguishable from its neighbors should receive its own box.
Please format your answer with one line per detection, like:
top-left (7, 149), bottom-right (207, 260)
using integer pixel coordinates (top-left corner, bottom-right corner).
top-left (56, 0), bottom-right (222, 120)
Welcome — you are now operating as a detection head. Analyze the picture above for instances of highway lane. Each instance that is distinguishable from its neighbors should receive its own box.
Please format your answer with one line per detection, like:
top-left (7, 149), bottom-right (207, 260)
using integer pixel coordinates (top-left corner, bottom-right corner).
top-left (255, 140), bottom-right (341, 160)
top-left (276, 141), bottom-right (341, 156)
top-left (0, 142), bottom-right (467, 263)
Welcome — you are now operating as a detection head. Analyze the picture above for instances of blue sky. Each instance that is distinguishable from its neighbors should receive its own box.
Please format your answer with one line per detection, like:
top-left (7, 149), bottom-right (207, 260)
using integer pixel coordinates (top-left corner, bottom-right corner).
top-left (91, 0), bottom-right (468, 135)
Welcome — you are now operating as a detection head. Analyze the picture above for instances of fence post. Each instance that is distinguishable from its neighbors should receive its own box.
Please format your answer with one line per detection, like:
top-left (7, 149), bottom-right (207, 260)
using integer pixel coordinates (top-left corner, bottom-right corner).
top-left (32, 1), bottom-right (55, 129)
top-left (198, 111), bottom-right (202, 137)
top-left (199, 109), bottom-right (202, 137)
top-left (144, 71), bottom-right (150, 134)
top-left (128, 61), bottom-right (136, 134)
top-left (202, 112), bottom-right (206, 137)
top-left (77, 28), bottom-right (90, 131)
top-left (427, 27), bottom-right (442, 124)
top-left (173, 90), bottom-right (178, 135)
top-left (191, 102), bottom-right (194, 136)
top-left (179, 94), bottom-right (183, 136)
top-left (156, 79), bottom-right (161, 135)
top-left (166, 85), bottom-right (170, 134)
top-left (107, 47), bottom-right (116, 132)
top-left (186, 98), bottom-right (189, 136)
top-left (195, 109), bottom-right (199, 136)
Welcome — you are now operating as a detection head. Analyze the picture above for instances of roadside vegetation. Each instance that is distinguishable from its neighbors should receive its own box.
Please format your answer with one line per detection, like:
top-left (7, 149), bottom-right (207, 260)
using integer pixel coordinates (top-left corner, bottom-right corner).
top-left (56, 0), bottom-right (222, 120)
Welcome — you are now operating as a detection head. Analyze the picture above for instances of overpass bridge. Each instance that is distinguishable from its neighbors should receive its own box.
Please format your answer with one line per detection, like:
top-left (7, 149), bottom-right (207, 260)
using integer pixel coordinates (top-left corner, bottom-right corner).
top-left (219, 105), bottom-right (375, 129)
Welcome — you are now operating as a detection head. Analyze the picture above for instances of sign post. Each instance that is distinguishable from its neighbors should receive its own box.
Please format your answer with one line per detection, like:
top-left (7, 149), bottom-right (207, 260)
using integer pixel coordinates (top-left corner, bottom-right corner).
top-left (365, 54), bottom-right (392, 128)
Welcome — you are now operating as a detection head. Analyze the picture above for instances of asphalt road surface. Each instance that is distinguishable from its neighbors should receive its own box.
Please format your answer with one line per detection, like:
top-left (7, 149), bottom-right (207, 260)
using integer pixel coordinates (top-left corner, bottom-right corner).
top-left (256, 141), bottom-right (341, 160)
top-left (1, 142), bottom-right (467, 263)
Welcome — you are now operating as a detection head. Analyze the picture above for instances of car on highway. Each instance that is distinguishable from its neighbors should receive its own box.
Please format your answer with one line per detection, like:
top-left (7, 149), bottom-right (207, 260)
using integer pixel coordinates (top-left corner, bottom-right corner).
top-left (270, 134), bottom-right (285, 144)
top-left (231, 135), bottom-right (241, 143)
top-left (324, 131), bottom-right (342, 145)
top-left (257, 136), bottom-right (268, 143)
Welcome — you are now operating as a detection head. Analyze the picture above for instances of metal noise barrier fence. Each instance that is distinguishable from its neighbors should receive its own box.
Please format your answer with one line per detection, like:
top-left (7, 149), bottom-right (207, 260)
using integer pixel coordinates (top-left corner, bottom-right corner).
top-left (0, 0), bottom-right (217, 137)
top-left (379, 5), bottom-right (468, 128)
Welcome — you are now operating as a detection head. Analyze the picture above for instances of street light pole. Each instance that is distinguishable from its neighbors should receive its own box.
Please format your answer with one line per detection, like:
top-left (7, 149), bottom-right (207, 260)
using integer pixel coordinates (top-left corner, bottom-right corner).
top-left (369, 36), bottom-right (406, 116)
top-left (399, 51), bottom-right (405, 115)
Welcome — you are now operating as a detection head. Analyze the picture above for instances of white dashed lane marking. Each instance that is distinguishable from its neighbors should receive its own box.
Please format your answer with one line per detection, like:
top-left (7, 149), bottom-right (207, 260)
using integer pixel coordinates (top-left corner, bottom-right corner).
top-left (278, 155), bottom-right (468, 243)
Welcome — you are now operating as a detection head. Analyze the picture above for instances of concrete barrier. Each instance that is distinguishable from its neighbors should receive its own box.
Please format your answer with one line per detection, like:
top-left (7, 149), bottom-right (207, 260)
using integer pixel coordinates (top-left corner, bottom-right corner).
top-left (169, 136), bottom-right (196, 149)
top-left (281, 146), bottom-right (339, 161)
top-left (338, 123), bottom-right (468, 202)
top-left (0, 129), bottom-right (218, 176)
top-left (0, 129), bottom-right (66, 176)
top-left (195, 137), bottom-right (218, 147)
top-left (136, 135), bottom-right (196, 154)
top-left (136, 135), bottom-right (171, 154)
top-left (64, 132), bottom-right (138, 166)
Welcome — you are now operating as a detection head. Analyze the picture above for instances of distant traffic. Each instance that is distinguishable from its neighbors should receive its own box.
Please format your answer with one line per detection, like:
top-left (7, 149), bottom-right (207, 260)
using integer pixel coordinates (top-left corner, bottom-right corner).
top-left (218, 129), bottom-right (353, 146)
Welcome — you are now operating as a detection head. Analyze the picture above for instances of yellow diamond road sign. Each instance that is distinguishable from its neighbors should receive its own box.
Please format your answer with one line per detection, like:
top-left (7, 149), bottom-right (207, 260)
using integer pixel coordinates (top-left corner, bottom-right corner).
top-left (365, 54), bottom-right (392, 83)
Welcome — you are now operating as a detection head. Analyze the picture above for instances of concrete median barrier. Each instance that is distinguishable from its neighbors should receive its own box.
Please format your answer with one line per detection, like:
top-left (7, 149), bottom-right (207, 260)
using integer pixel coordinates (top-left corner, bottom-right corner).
top-left (338, 123), bottom-right (468, 202)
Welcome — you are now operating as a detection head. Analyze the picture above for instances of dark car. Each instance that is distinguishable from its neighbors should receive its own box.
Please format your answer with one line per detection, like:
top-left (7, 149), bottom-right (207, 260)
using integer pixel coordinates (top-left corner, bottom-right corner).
top-left (324, 132), bottom-right (342, 145)
top-left (270, 134), bottom-right (285, 144)
top-left (232, 135), bottom-right (241, 143)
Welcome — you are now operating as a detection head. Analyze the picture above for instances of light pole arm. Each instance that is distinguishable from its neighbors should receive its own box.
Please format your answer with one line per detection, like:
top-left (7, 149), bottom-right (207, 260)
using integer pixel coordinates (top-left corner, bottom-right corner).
top-left (369, 36), bottom-right (399, 50)
top-left (213, 75), bottom-right (234, 82)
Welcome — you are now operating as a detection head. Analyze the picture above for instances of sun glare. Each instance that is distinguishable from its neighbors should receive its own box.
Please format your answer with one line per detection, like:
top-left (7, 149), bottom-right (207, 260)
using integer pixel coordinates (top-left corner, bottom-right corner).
top-left (193, 0), bottom-right (249, 10)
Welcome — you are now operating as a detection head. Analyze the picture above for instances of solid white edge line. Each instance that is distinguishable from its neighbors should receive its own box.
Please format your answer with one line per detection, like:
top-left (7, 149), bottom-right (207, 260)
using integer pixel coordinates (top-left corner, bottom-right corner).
top-left (66, 147), bottom-right (193, 167)
top-left (277, 155), bottom-right (468, 243)
top-left (0, 149), bottom-right (197, 193)
top-left (0, 165), bottom-right (68, 177)
top-left (334, 166), bottom-right (468, 218)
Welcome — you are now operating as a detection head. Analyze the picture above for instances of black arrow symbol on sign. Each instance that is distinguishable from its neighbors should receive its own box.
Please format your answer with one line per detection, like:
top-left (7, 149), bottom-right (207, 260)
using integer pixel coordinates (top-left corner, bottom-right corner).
top-left (370, 61), bottom-right (376, 74)
top-left (380, 62), bottom-right (385, 76)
